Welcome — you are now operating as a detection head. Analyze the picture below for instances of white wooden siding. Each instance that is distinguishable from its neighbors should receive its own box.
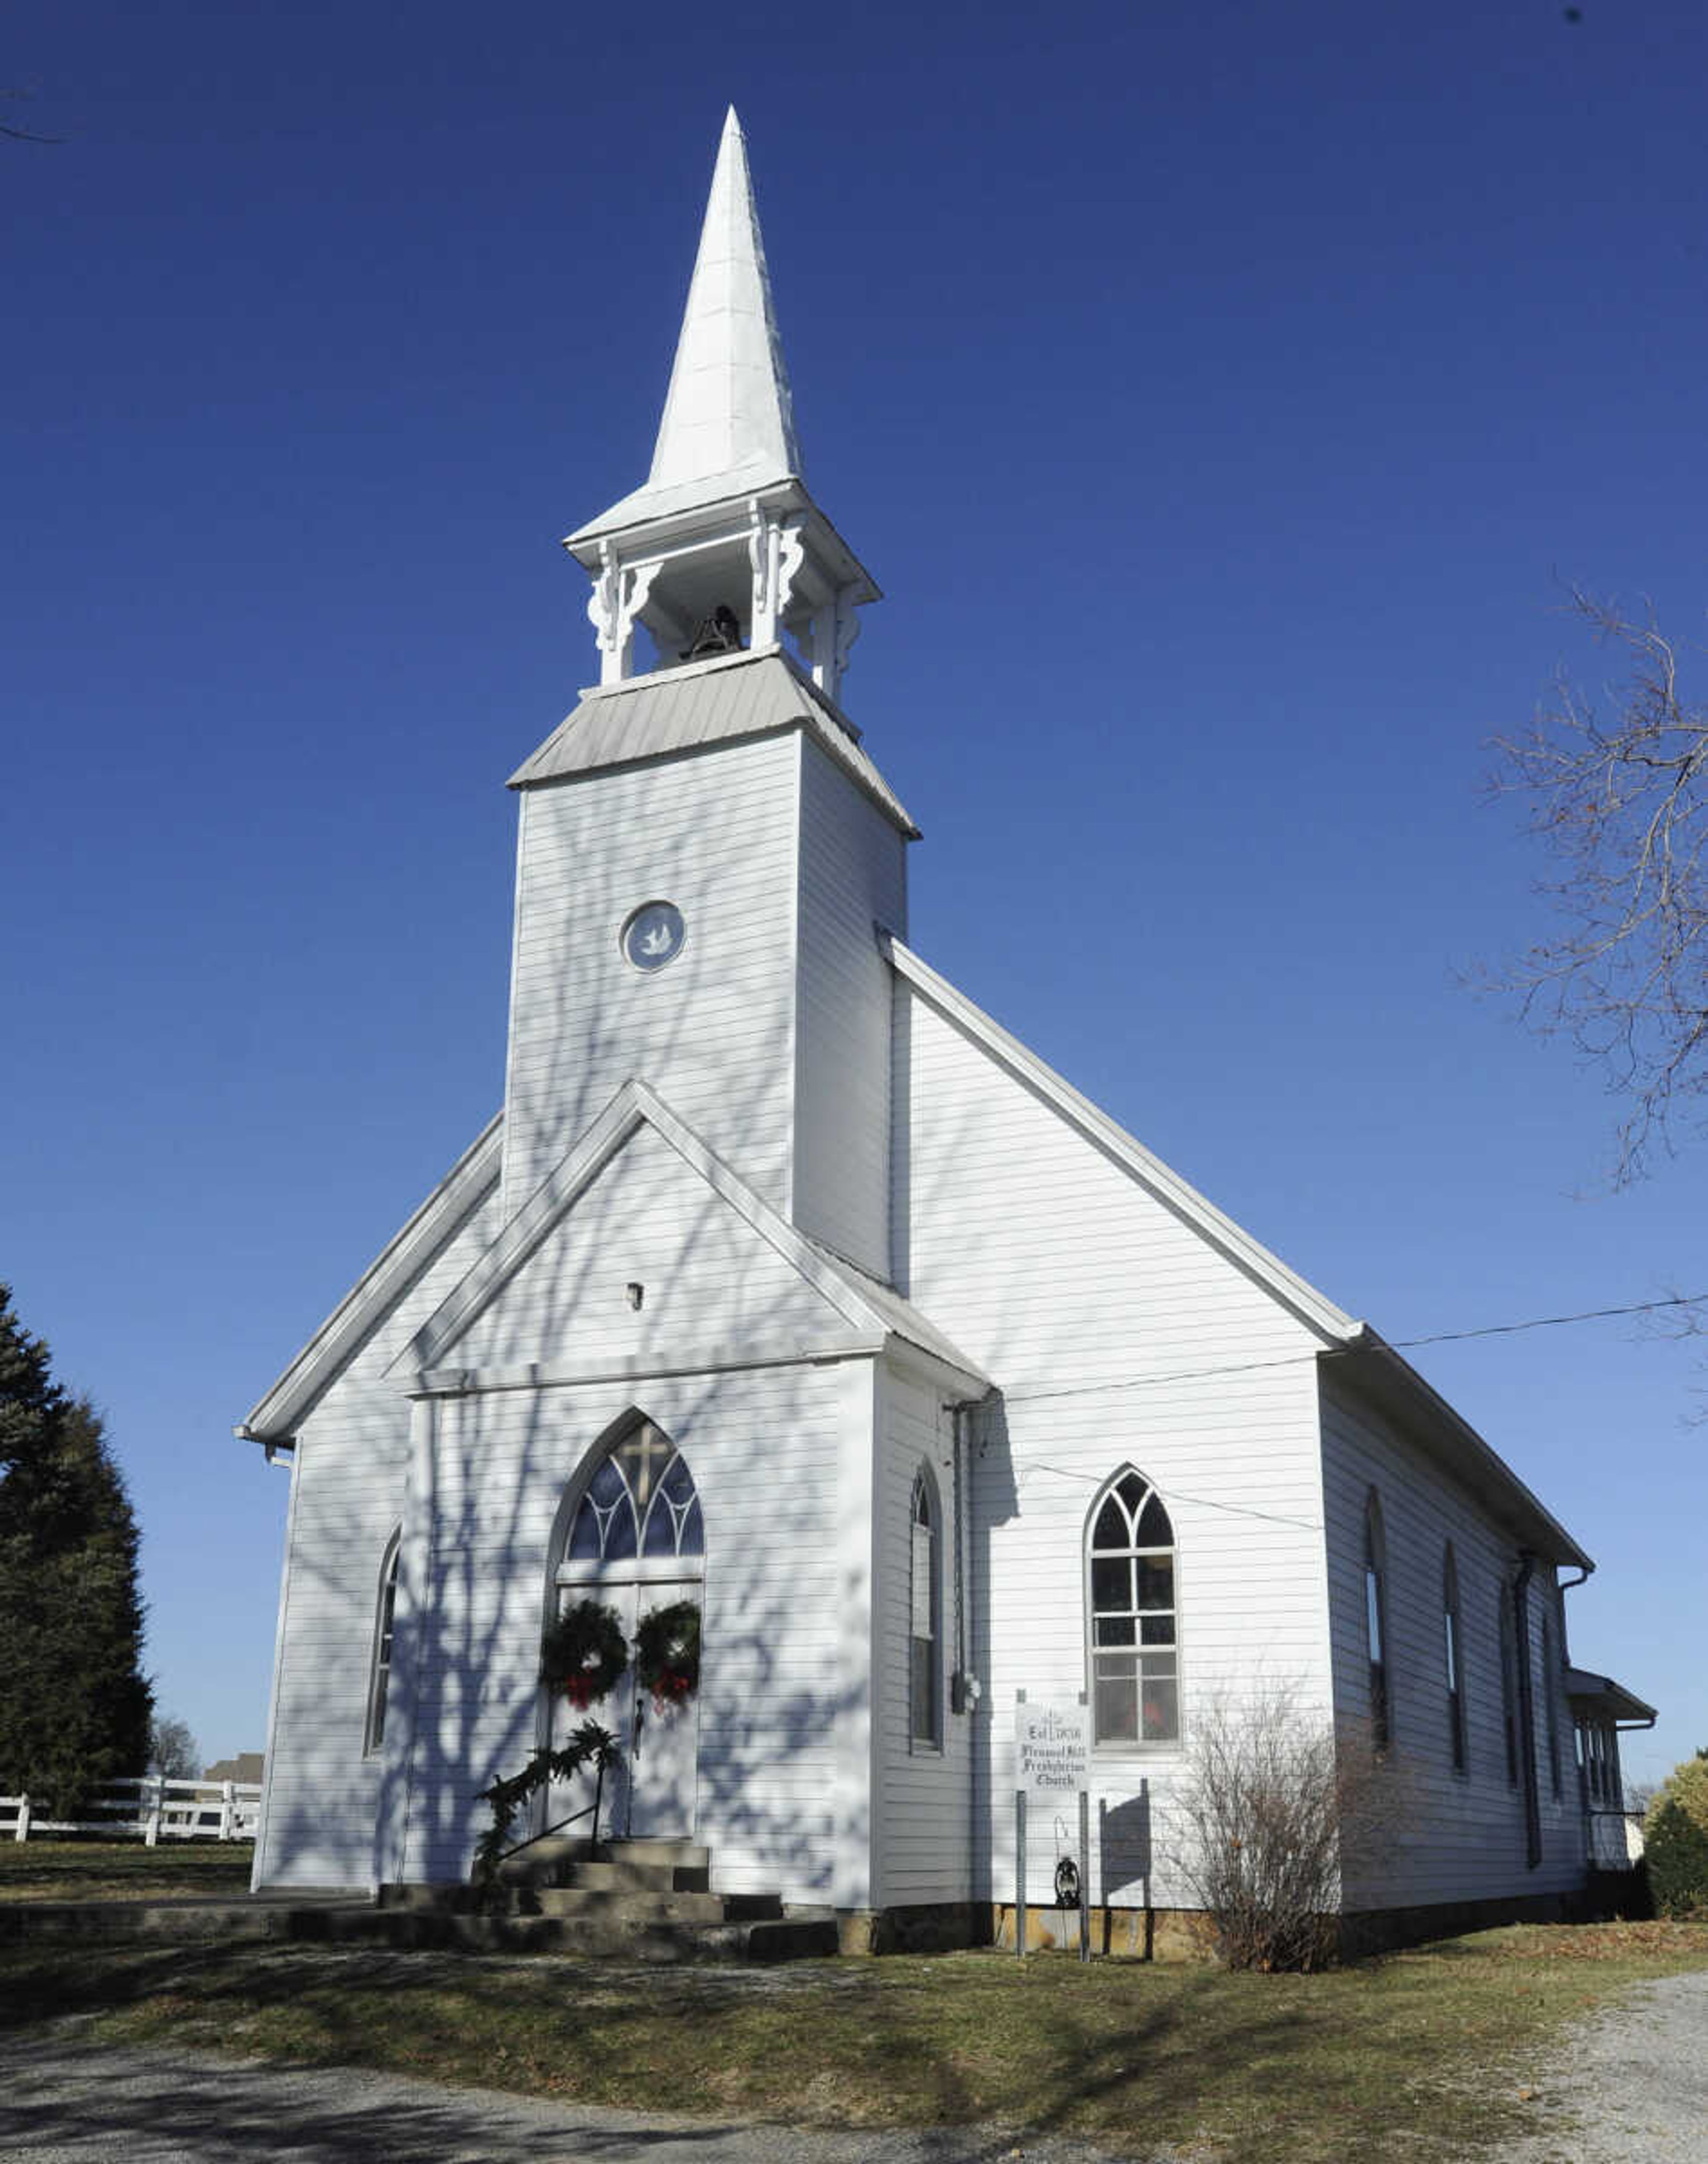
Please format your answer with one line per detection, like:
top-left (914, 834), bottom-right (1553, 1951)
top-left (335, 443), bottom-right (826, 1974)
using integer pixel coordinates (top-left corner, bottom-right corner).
top-left (1320, 1373), bottom-right (1585, 1907)
top-left (500, 734), bottom-right (800, 1219)
top-left (388, 1360), bottom-right (876, 1906)
top-left (254, 1187), bottom-right (501, 1889)
top-left (897, 986), bottom-right (1333, 1910)
top-left (447, 1120), bottom-right (851, 1374)
top-left (791, 736), bottom-right (908, 1279)
top-left (873, 1360), bottom-right (973, 1907)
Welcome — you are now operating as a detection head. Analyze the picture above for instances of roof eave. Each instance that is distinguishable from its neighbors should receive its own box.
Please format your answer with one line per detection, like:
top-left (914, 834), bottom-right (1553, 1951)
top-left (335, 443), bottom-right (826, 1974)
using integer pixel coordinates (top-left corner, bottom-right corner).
top-left (1563, 1666), bottom-right (1658, 1726)
top-left (236, 1112), bottom-right (504, 1448)
top-left (1329, 1333), bottom-right (1593, 1570)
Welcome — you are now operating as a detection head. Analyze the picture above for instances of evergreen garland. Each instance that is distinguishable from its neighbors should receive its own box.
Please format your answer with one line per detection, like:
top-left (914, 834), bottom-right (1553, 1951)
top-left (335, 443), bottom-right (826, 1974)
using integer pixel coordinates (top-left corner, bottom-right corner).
top-left (473, 1719), bottom-right (623, 1886)
top-left (634, 1599), bottom-right (701, 1709)
top-left (539, 1600), bottom-right (628, 1708)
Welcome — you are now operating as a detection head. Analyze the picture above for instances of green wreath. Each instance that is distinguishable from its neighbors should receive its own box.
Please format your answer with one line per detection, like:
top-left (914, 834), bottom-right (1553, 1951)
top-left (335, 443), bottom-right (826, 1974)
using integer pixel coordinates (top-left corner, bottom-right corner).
top-left (634, 1600), bottom-right (701, 1710)
top-left (540, 1600), bottom-right (628, 1709)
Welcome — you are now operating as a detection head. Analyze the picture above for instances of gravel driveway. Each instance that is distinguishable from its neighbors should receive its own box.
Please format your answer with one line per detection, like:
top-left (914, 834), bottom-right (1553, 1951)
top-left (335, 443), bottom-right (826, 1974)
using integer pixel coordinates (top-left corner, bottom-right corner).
top-left (1494, 1969), bottom-right (1708, 2162)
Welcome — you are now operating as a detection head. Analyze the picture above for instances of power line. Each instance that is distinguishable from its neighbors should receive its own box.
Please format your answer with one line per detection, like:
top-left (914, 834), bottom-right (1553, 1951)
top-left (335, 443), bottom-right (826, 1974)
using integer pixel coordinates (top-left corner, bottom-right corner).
top-left (996, 1290), bottom-right (1708, 1410)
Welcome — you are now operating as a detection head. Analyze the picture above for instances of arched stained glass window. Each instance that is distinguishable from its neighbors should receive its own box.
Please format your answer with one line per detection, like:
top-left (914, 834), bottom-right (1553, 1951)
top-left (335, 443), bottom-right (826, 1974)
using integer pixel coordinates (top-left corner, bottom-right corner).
top-left (1087, 1469), bottom-right (1178, 1745)
top-left (566, 1422), bottom-right (702, 1565)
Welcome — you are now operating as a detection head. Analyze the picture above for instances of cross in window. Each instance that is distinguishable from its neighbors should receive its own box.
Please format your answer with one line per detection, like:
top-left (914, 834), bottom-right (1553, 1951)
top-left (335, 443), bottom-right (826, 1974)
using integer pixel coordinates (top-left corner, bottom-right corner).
top-left (621, 1424), bottom-right (671, 1510)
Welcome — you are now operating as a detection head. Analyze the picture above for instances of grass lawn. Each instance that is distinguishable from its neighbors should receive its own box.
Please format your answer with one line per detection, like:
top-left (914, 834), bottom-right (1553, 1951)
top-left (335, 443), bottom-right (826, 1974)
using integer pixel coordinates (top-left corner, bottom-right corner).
top-left (0, 1840), bottom-right (255, 1905)
top-left (2, 1919), bottom-right (1705, 2160)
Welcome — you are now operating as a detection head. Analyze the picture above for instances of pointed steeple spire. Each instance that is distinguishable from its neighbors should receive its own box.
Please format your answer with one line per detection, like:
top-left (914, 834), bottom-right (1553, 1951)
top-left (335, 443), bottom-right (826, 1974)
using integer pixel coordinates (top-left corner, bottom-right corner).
top-left (649, 107), bottom-right (801, 495)
top-left (564, 112), bottom-right (877, 701)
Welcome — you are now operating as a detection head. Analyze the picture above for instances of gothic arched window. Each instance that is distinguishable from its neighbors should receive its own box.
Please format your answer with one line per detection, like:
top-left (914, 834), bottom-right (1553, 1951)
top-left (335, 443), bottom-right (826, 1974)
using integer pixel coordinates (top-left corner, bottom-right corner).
top-left (1499, 1584), bottom-right (1521, 1787)
top-left (909, 1467), bottom-right (940, 1748)
top-left (1364, 1492), bottom-right (1390, 1752)
top-left (1442, 1542), bottom-right (1466, 1772)
top-left (1087, 1469), bottom-right (1178, 1745)
top-left (565, 1421), bottom-right (703, 1565)
top-left (364, 1530), bottom-right (401, 1756)
top-left (1541, 1607), bottom-right (1562, 1799)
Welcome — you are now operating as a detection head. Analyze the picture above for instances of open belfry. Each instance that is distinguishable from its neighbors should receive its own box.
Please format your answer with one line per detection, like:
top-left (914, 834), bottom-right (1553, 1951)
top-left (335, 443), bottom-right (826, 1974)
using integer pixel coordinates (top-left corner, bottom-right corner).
top-left (242, 111), bottom-right (1651, 1953)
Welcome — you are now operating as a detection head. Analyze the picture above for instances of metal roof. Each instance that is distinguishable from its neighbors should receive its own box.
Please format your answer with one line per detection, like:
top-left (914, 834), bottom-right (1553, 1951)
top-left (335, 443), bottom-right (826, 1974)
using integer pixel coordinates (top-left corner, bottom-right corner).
top-left (508, 648), bottom-right (918, 837)
top-left (1564, 1666), bottom-right (1657, 1725)
top-left (806, 1239), bottom-right (988, 1388)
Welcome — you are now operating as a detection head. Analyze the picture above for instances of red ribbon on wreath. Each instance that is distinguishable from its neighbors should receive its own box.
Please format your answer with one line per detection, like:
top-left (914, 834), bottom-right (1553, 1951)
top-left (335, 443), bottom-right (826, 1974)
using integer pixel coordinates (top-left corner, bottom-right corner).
top-left (634, 1601), bottom-right (701, 1713)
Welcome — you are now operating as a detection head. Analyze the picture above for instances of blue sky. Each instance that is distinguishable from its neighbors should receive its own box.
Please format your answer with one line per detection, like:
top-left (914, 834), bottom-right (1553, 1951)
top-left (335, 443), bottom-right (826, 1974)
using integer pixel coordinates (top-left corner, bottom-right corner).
top-left (5, 1), bottom-right (1704, 1790)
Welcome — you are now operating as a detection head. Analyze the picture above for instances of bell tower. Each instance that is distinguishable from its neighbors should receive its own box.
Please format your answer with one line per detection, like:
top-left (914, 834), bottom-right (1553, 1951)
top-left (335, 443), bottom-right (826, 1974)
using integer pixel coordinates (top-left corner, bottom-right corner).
top-left (563, 108), bottom-right (878, 701)
top-left (498, 111), bottom-right (912, 1282)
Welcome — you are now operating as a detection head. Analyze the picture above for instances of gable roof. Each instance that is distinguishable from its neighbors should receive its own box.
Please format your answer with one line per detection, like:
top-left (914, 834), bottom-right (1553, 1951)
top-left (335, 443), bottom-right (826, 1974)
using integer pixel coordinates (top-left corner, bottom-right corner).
top-left (508, 645), bottom-right (918, 839)
top-left (886, 934), bottom-right (1593, 1570)
top-left (235, 1112), bottom-right (503, 1451)
top-left (397, 1078), bottom-right (987, 1393)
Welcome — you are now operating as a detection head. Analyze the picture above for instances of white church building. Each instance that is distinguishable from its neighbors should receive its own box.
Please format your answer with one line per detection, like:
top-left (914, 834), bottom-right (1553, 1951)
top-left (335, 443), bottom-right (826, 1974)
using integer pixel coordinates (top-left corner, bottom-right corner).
top-left (241, 112), bottom-right (1650, 1949)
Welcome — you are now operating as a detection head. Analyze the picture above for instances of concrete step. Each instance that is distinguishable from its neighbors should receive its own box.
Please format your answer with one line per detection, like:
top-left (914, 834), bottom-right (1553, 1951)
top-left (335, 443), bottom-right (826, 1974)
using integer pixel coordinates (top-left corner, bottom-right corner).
top-left (0, 1891), bottom-right (835, 1962)
top-left (518, 1886), bottom-right (785, 1925)
top-left (492, 1836), bottom-right (600, 1887)
top-left (295, 1906), bottom-right (838, 1962)
top-left (524, 1888), bottom-right (727, 1924)
top-left (569, 1858), bottom-right (710, 1894)
top-left (607, 1838), bottom-right (709, 1871)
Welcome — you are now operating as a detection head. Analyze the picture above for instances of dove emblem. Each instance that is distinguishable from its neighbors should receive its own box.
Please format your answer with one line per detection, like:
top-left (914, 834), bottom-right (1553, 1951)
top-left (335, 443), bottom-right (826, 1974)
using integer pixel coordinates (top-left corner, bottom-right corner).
top-left (622, 901), bottom-right (685, 972)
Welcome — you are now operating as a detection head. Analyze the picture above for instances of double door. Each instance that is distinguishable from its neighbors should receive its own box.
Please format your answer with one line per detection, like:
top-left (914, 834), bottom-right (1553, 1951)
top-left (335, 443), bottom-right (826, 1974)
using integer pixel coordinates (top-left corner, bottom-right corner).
top-left (550, 1571), bottom-right (701, 1841)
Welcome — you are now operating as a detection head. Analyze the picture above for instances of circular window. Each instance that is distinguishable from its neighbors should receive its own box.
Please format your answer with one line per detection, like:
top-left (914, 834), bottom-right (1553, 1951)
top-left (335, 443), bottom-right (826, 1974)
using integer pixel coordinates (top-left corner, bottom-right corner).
top-left (621, 900), bottom-right (686, 973)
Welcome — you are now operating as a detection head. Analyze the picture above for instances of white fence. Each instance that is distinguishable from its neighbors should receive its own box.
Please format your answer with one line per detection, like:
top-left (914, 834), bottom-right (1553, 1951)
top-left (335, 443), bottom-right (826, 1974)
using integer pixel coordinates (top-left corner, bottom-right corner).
top-left (0, 1777), bottom-right (261, 1845)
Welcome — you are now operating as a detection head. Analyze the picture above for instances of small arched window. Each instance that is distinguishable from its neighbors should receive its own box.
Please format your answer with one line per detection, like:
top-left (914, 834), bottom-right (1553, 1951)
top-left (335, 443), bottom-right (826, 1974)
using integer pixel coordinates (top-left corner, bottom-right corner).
top-left (1499, 1586), bottom-right (1520, 1788)
top-left (1364, 1493), bottom-right (1390, 1752)
top-left (565, 1421), bottom-right (702, 1565)
top-left (1087, 1470), bottom-right (1178, 1745)
top-left (1442, 1543), bottom-right (1466, 1772)
top-left (909, 1468), bottom-right (940, 1748)
top-left (364, 1530), bottom-right (401, 1757)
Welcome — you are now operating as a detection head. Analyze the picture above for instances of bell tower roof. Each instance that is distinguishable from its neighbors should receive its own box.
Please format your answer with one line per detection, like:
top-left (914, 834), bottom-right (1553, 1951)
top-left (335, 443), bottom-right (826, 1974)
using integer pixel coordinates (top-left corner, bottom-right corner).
top-left (575, 109), bottom-right (800, 539)
top-left (564, 111), bottom-right (878, 708)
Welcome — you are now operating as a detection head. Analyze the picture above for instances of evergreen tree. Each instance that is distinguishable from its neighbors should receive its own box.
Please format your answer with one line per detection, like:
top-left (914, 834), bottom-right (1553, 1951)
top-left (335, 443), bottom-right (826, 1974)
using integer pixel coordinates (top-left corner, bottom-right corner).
top-left (0, 1285), bottom-right (153, 1815)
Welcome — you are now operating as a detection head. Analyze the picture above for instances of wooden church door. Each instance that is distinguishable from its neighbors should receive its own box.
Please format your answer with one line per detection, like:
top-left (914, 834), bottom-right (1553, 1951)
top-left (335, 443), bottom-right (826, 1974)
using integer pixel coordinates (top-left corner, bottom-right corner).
top-left (550, 1423), bottom-right (704, 1842)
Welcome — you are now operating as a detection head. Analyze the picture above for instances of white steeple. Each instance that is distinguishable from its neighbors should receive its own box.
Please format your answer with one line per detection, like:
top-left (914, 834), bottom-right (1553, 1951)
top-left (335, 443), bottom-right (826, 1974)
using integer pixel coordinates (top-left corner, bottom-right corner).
top-left (564, 113), bottom-right (877, 704)
top-left (647, 107), bottom-right (801, 503)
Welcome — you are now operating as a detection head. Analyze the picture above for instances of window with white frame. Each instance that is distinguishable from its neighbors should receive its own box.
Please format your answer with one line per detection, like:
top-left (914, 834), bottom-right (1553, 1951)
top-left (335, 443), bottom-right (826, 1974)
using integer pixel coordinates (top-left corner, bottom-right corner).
top-left (1364, 1492), bottom-right (1390, 1752)
top-left (364, 1531), bottom-right (401, 1756)
top-left (1087, 1469), bottom-right (1178, 1745)
top-left (1443, 1542), bottom-right (1466, 1772)
top-left (909, 1467), bottom-right (940, 1747)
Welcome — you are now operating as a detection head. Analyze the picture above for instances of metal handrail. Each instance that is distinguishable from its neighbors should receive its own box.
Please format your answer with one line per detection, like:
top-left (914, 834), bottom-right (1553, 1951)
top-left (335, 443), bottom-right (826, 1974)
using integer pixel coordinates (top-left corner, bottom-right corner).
top-left (495, 1764), bottom-right (606, 1868)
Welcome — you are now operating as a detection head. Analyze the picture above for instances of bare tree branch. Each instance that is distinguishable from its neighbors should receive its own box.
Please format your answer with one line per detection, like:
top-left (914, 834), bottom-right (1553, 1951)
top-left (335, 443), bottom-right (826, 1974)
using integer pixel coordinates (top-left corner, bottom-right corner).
top-left (1488, 587), bottom-right (1708, 1183)
top-left (2, 87), bottom-right (62, 145)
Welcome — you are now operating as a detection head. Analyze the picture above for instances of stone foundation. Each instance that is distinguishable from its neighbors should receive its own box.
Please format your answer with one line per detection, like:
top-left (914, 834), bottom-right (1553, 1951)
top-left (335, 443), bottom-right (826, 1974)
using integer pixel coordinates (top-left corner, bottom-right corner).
top-left (849, 1880), bottom-right (1642, 1962)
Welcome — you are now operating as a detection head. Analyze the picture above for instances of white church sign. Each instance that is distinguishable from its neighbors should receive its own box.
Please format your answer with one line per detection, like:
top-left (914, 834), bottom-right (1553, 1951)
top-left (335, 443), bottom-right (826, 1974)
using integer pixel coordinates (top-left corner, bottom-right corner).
top-left (1015, 1699), bottom-right (1090, 1794)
